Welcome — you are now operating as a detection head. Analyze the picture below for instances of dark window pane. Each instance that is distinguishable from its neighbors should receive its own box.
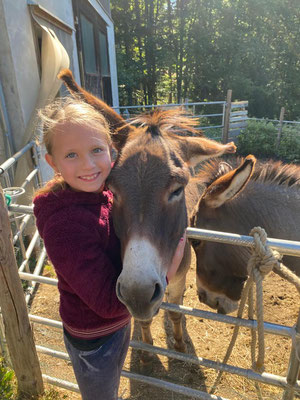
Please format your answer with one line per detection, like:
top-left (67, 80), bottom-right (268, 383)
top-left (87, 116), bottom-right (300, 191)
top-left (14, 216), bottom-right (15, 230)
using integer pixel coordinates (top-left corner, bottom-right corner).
top-left (99, 31), bottom-right (110, 76)
top-left (80, 14), bottom-right (97, 74)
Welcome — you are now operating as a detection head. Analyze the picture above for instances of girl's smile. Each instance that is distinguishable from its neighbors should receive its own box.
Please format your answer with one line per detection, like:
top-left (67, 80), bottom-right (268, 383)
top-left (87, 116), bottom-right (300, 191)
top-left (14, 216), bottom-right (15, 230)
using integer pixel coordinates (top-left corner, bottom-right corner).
top-left (79, 172), bottom-right (101, 181)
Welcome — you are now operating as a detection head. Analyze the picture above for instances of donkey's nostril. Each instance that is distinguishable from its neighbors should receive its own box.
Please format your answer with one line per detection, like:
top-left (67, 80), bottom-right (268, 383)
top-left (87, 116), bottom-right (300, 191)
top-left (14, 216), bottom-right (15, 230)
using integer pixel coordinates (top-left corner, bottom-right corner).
top-left (150, 283), bottom-right (162, 304)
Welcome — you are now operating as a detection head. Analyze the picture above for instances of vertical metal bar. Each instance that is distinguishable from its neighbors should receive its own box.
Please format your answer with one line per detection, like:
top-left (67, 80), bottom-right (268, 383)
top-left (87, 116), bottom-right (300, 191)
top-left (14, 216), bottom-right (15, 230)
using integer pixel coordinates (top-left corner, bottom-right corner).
top-left (282, 310), bottom-right (300, 400)
top-left (25, 246), bottom-right (47, 305)
top-left (221, 102), bottom-right (225, 129)
top-left (32, 143), bottom-right (43, 188)
top-left (13, 216), bottom-right (28, 271)
top-left (13, 214), bottom-right (32, 245)
top-left (3, 171), bottom-right (11, 188)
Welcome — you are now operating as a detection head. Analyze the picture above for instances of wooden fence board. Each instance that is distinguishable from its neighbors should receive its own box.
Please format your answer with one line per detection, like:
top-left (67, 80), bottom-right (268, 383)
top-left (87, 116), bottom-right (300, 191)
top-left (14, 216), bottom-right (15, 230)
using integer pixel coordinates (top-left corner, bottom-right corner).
top-left (0, 185), bottom-right (44, 397)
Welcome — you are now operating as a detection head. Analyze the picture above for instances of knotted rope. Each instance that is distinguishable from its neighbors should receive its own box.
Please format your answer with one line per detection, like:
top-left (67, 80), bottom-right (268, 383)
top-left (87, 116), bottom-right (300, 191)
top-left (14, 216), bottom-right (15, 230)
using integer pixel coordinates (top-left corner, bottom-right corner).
top-left (210, 226), bottom-right (300, 398)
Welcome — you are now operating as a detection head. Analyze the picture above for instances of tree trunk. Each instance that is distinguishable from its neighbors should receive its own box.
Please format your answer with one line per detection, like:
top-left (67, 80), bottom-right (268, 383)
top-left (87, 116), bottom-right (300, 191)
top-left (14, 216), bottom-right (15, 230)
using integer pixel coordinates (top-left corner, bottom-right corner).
top-left (176, 0), bottom-right (185, 103)
top-left (145, 0), bottom-right (156, 104)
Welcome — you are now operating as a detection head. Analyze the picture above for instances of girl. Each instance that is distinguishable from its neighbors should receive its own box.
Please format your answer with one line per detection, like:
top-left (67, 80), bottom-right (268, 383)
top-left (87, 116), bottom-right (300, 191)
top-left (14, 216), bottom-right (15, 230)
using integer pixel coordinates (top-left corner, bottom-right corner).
top-left (33, 97), bottom-right (185, 400)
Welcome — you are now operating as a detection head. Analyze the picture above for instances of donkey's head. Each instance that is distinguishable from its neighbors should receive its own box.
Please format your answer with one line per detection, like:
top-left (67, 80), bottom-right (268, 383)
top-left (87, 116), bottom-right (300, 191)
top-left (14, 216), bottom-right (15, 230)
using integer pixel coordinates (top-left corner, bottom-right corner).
top-left (190, 155), bottom-right (256, 314)
top-left (59, 69), bottom-right (237, 320)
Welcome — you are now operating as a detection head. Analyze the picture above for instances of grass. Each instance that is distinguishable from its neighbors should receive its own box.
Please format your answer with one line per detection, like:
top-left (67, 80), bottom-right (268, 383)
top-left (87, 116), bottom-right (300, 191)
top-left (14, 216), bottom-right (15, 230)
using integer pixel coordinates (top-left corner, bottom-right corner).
top-left (0, 357), bottom-right (65, 400)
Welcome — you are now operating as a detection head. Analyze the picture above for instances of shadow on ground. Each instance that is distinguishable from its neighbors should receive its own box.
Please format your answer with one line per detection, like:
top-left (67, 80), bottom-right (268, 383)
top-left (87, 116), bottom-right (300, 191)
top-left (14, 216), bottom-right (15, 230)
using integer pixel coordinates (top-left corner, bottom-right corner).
top-left (127, 313), bottom-right (207, 400)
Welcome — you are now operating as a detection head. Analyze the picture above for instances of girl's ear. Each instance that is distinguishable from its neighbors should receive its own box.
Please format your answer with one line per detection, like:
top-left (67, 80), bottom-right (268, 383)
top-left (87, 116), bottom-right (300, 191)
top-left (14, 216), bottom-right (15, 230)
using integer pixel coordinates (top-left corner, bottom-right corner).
top-left (45, 153), bottom-right (59, 173)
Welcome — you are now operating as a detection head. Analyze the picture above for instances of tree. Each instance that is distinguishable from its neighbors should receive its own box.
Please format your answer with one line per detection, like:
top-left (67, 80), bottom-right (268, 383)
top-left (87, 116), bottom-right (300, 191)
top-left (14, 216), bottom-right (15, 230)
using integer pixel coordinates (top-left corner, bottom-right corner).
top-left (111, 0), bottom-right (300, 120)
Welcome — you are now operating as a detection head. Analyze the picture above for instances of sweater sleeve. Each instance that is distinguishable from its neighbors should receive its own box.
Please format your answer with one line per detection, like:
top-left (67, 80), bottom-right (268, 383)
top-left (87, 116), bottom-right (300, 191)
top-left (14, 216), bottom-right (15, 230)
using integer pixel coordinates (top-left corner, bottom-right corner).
top-left (42, 211), bottom-right (129, 319)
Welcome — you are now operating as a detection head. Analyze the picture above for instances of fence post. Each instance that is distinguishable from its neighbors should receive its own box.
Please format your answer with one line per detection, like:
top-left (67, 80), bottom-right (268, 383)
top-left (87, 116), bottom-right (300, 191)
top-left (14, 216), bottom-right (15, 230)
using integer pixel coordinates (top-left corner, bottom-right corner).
top-left (0, 183), bottom-right (44, 397)
top-left (276, 107), bottom-right (285, 149)
top-left (282, 309), bottom-right (300, 400)
top-left (222, 89), bottom-right (232, 143)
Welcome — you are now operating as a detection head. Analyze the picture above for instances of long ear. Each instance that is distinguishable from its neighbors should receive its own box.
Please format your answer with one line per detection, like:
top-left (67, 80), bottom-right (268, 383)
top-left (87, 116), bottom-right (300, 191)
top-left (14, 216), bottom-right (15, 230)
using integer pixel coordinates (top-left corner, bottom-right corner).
top-left (57, 69), bottom-right (131, 150)
top-left (173, 135), bottom-right (237, 166)
top-left (202, 155), bottom-right (256, 208)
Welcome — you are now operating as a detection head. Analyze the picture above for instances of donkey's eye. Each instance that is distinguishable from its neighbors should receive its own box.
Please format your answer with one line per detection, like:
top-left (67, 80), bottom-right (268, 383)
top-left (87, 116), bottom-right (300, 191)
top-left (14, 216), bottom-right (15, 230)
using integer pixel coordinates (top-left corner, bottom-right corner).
top-left (168, 186), bottom-right (184, 201)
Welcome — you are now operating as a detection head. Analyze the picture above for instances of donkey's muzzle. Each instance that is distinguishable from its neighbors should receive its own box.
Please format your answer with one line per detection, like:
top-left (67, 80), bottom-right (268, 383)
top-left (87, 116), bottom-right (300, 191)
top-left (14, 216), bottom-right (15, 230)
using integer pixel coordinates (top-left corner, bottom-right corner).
top-left (116, 278), bottom-right (164, 321)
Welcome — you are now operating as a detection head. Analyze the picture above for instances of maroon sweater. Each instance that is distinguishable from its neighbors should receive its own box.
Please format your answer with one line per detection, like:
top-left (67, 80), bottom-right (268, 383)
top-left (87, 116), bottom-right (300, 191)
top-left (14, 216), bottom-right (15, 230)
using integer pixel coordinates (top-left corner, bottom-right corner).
top-left (33, 187), bottom-right (131, 339)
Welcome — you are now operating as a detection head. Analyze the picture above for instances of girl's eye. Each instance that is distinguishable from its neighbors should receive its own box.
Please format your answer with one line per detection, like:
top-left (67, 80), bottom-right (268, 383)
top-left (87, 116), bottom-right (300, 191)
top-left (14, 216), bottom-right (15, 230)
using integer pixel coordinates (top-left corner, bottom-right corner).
top-left (93, 147), bottom-right (103, 154)
top-left (66, 152), bottom-right (77, 159)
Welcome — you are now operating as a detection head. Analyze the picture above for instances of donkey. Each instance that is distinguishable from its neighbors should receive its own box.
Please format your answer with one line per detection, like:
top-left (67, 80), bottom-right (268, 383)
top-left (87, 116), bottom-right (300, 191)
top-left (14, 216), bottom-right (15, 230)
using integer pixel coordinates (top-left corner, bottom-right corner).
top-left (58, 68), bottom-right (236, 352)
top-left (190, 155), bottom-right (300, 314)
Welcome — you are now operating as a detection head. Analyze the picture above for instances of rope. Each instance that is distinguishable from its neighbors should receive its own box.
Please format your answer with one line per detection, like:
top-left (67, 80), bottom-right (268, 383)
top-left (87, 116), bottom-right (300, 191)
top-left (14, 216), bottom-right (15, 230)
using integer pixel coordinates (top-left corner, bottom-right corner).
top-left (210, 226), bottom-right (300, 398)
top-left (210, 277), bottom-right (252, 394)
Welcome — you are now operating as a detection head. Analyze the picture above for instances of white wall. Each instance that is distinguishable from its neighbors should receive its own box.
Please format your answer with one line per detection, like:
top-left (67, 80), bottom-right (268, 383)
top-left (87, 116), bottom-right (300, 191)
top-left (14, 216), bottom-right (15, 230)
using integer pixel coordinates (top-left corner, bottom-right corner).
top-left (0, 0), bottom-right (81, 152)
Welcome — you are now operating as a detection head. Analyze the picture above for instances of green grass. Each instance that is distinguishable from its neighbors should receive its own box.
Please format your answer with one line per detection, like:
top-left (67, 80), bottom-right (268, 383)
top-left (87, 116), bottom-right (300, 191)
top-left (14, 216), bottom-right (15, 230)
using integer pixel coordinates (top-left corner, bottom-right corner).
top-left (0, 358), bottom-right (14, 399)
top-left (0, 358), bottom-right (65, 400)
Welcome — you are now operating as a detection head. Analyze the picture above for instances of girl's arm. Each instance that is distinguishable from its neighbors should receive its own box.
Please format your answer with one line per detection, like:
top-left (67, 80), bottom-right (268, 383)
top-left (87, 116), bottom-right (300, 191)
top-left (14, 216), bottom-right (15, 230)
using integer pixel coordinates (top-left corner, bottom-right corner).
top-left (43, 214), bottom-right (128, 319)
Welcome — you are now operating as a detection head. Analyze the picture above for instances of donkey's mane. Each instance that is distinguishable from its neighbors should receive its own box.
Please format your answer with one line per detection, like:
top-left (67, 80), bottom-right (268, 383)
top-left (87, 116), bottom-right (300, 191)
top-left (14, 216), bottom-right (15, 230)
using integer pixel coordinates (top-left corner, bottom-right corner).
top-left (122, 108), bottom-right (202, 137)
top-left (198, 157), bottom-right (300, 188)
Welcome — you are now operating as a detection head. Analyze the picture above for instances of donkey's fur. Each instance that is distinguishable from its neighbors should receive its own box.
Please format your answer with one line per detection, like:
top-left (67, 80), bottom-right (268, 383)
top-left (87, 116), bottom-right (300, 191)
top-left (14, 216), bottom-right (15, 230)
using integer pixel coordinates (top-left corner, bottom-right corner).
top-left (58, 68), bottom-right (236, 353)
top-left (191, 156), bottom-right (300, 314)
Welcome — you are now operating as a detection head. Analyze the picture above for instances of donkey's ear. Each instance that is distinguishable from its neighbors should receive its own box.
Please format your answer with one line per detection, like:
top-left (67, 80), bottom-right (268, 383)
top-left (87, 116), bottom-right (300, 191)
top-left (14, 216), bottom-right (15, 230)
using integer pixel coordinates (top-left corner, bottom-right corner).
top-left (173, 136), bottom-right (237, 166)
top-left (57, 68), bottom-right (131, 151)
top-left (202, 155), bottom-right (256, 208)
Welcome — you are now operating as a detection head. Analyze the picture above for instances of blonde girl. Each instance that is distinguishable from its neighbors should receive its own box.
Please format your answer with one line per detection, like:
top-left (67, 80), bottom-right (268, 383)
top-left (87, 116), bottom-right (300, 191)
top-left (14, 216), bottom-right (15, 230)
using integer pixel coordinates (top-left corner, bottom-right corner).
top-left (33, 97), bottom-right (185, 400)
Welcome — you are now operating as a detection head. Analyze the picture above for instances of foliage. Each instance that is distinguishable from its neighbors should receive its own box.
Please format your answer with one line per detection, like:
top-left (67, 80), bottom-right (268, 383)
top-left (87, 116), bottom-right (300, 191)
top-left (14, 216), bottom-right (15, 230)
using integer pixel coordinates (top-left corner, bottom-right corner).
top-left (43, 264), bottom-right (57, 279)
top-left (237, 120), bottom-right (300, 163)
top-left (0, 358), bottom-right (66, 400)
top-left (203, 128), bottom-right (222, 142)
top-left (0, 358), bottom-right (14, 400)
top-left (111, 0), bottom-right (300, 121)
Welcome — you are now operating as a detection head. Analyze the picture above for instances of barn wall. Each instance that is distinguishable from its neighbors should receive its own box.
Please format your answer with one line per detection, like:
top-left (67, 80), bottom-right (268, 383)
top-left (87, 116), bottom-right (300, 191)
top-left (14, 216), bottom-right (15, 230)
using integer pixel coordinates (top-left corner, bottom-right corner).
top-left (0, 0), bottom-right (119, 165)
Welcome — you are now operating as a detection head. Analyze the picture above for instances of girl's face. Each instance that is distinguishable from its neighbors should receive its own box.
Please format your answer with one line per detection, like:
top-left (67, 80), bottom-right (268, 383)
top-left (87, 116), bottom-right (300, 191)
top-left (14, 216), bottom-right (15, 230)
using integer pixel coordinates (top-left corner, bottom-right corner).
top-left (45, 122), bottom-right (112, 193)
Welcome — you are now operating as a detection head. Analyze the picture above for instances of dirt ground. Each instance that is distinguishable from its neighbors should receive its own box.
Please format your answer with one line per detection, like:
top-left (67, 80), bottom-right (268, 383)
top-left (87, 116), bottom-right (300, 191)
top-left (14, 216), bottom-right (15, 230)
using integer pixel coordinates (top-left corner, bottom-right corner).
top-left (30, 250), bottom-right (300, 400)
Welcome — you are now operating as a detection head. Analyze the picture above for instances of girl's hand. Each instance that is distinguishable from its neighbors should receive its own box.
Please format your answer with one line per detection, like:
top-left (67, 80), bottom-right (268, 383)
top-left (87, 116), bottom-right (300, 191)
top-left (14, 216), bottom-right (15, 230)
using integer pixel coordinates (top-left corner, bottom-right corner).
top-left (167, 231), bottom-right (187, 282)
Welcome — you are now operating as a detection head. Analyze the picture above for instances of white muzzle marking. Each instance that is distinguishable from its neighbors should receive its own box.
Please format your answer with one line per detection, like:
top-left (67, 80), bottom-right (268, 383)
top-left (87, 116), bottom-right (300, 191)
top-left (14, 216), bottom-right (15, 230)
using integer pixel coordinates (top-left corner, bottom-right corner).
top-left (121, 238), bottom-right (164, 284)
top-left (117, 237), bottom-right (167, 320)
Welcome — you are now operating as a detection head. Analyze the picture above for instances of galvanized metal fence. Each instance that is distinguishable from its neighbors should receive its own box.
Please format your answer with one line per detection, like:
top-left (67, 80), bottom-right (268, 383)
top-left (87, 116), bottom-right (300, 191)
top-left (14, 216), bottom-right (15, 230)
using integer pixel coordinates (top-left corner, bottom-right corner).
top-left (114, 92), bottom-right (249, 143)
top-left (1, 139), bottom-right (300, 399)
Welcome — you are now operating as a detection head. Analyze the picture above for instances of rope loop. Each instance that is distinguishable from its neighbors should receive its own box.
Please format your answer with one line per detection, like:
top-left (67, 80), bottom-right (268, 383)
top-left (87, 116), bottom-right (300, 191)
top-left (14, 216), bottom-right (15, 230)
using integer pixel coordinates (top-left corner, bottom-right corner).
top-left (248, 227), bottom-right (280, 277)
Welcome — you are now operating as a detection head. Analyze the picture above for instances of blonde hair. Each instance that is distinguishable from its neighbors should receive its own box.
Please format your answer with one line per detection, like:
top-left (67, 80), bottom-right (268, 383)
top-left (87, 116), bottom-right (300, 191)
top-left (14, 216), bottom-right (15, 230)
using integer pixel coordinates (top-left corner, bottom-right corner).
top-left (36, 96), bottom-right (112, 195)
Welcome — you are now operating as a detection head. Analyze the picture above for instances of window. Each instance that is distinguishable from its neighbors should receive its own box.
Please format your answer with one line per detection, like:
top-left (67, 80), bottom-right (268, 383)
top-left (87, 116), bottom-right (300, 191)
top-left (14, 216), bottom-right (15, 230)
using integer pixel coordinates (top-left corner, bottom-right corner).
top-left (72, 0), bottom-right (112, 104)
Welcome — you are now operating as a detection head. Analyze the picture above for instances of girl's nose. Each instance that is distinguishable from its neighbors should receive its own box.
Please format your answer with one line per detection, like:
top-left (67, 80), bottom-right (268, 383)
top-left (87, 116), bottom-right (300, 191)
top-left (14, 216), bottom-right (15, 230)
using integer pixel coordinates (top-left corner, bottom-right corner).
top-left (81, 155), bottom-right (95, 169)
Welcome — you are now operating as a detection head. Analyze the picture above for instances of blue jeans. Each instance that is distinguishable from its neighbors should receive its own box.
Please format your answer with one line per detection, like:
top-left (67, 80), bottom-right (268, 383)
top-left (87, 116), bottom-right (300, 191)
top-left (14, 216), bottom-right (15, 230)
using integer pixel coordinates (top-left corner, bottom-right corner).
top-left (64, 323), bottom-right (131, 400)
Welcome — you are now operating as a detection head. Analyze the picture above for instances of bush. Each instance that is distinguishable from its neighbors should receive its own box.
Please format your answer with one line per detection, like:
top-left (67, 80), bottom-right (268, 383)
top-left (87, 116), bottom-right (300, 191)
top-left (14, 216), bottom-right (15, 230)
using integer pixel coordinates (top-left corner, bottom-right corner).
top-left (237, 120), bottom-right (300, 163)
top-left (0, 358), bottom-right (14, 400)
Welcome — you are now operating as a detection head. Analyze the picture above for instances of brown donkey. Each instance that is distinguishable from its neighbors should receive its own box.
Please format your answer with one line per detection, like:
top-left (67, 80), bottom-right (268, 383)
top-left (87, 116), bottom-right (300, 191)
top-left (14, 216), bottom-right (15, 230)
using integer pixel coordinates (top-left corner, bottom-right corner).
top-left (191, 155), bottom-right (300, 314)
top-left (58, 69), bottom-right (236, 352)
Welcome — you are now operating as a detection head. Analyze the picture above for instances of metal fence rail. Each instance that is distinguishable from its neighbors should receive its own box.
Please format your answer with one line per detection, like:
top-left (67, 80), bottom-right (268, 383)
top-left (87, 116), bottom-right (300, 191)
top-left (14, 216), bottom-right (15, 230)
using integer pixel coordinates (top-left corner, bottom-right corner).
top-left (113, 97), bottom-right (249, 141)
top-left (15, 222), bottom-right (300, 399)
